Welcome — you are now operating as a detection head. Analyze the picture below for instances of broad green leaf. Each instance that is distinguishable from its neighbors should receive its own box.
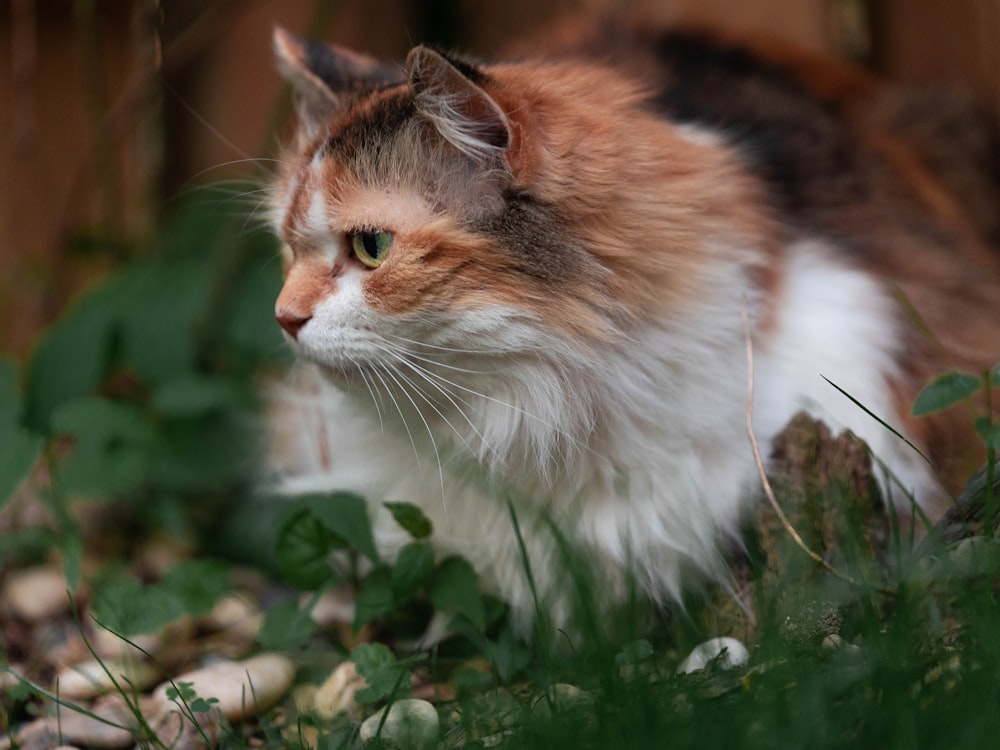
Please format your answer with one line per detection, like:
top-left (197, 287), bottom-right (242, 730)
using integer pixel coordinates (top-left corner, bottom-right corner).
top-left (219, 247), bottom-right (288, 369)
top-left (62, 533), bottom-right (83, 593)
top-left (257, 597), bottom-right (317, 651)
top-left (975, 418), bottom-right (1000, 451)
top-left (0, 358), bottom-right (22, 427)
top-left (993, 364), bottom-right (1000, 386)
top-left (115, 261), bottom-right (213, 386)
top-left (51, 397), bottom-right (154, 443)
top-left (161, 559), bottom-right (231, 616)
top-left (149, 414), bottom-right (249, 492)
top-left (912, 372), bottom-right (983, 416)
top-left (351, 642), bottom-right (412, 703)
top-left (615, 639), bottom-right (654, 666)
top-left (0, 428), bottom-right (43, 510)
top-left (354, 567), bottom-right (393, 627)
top-left (24, 282), bottom-right (119, 431)
top-left (275, 506), bottom-right (341, 590)
top-left (51, 397), bottom-right (154, 495)
top-left (151, 374), bottom-right (246, 418)
top-left (391, 542), bottom-right (435, 601)
top-left (90, 578), bottom-right (186, 637)
top-left (307, 492), bottom-right (379, 564)
top-left (385, 501), bottom-right (433, 540)
top-left (0, 359), bottom-right (44, 509)
top-left (428, 556), bottom-right (485, 632)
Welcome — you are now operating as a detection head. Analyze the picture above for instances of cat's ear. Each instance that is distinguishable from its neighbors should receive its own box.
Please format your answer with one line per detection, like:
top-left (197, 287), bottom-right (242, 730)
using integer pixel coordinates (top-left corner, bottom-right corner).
top-left (406, 46), bottom-right (511, 161)
top-left (273, 27), bottom-right (403, 139)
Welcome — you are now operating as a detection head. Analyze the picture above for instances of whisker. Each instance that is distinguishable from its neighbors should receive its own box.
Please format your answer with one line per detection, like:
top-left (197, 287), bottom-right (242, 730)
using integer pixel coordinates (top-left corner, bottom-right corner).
top-left (375, 362), bottom-right (448, 511)
top-left (369, 365), bottom-right (422, 472)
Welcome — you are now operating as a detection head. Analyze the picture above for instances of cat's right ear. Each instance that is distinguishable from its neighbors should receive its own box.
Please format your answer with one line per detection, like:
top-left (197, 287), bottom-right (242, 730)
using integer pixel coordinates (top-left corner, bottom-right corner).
top-left (273, 27), bottom-right (403, 140)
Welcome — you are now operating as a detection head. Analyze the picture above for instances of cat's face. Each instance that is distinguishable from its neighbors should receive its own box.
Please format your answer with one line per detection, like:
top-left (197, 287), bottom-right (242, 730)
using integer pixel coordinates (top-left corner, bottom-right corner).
top-left (270, 29), bottom-right (768, 393)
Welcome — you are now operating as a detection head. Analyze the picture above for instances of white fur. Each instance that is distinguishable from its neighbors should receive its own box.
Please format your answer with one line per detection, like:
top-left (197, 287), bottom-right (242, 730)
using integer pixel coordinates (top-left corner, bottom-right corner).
top-left (270, 236), bottom-right (932, 631)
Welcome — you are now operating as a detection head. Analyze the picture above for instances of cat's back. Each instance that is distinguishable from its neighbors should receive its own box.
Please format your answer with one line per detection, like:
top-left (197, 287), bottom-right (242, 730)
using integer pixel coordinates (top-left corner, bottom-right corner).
top-left (542, 21), bottom-right (1000, 252)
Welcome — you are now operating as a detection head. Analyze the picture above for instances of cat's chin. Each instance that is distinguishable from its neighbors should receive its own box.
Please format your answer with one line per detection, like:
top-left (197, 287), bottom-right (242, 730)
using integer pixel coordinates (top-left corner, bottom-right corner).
top-left (314, 361), bottom-right (372, 390)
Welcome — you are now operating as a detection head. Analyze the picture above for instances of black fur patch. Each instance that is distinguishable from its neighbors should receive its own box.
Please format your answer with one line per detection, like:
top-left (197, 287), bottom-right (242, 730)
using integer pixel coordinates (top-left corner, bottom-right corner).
top-left (322, 92), bottom-right (418, 158)
top-left (481, 190), bottom-right (585, 284)
top-left (650, 31), bottom-right (868, 222)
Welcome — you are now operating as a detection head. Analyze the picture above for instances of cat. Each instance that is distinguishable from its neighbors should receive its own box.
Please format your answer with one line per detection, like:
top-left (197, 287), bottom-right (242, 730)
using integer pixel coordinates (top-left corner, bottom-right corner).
top-left (266, 19), bottom-right (1000, 630)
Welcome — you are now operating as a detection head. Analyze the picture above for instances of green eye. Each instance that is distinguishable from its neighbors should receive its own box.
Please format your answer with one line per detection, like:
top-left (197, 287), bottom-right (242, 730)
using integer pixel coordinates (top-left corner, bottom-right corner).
top-left (350, 229), bottom-right (393, 268)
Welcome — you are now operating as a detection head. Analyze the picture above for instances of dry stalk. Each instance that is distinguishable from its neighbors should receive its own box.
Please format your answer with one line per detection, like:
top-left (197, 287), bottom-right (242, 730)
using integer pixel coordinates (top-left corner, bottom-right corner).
top-left (741, 307), bottom-right (892, 594)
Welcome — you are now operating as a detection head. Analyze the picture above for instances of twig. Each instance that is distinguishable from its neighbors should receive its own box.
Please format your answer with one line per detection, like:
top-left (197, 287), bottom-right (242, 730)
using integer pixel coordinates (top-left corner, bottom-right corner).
top-left (741, 306), bottom-right (892, 594)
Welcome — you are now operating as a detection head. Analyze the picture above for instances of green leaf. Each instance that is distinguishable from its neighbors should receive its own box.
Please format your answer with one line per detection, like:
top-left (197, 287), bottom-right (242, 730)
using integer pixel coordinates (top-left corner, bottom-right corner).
top-left (307, 492), bottom-right (379, 564)
top-left (151, 374), bottom-right (246, 418)
top-left (51, 397), bottom-right (154, 443)
top-left (354, 567), bottom-right (393, 627)
top-left (912, 372), bottom-right (983, 416)
top-left (0, 357), bottom-right (22, 427)
top-left (62, 534), bottom-right (83, 593)
top-left (0, 428), bottom-right (43, 510)
top-left (149, 414), bottom-right (249, 492)
top-left (115, 260), bottom-right (213, 386)
top-left (350, 642), bottom-right (412, 703)
top-left (90, 578), bottom-right (186, 637)
top-left (275, 506), bottom-right (341, 590)
top-left (391, 542), bottom-right (435, 601)
top-left (993, 364), bottom-right (1000, 387)
top-left (24, 282), bottom-right (120, 431)
top-left (0, 359), bottom-right (44, 509)
top-left (428, 556), bottom-right (485, 632)
top-left (615, 639), bottom-right (654, 666)
top-left (975, 418), bottom-right (1000, 451)
top-left (161, 559), bottom-right (231, 616)
top-left (51, 397), bottom-right (155, 495)
top-left (257, 597), bottom-right (317, 651)
top-left (385, 501), bottom-right (433, 540)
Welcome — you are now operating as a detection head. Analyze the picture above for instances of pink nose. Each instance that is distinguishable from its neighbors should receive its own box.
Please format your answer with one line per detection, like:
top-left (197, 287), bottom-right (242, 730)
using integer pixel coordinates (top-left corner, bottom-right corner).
top-left (276, 309), bottom-right (311, 339)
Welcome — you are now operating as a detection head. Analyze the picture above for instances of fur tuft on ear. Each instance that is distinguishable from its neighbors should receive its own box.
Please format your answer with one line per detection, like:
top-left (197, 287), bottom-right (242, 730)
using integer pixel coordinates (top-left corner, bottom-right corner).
top-left (406, 46), bottom-right (512, 161)
top-left (273, 27), bottom-right (404, 139)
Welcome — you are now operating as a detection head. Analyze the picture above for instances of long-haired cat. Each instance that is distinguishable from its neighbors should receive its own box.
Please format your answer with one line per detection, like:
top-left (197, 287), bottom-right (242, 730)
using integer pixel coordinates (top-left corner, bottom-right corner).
top-left (267, 19), bottom-right (1000, 629)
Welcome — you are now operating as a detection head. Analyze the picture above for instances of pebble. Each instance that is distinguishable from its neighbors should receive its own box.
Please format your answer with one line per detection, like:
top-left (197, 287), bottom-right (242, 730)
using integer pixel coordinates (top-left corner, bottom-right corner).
top-left (676, 637), bottom-right (750, 674)
top-left (55, 657), bottom-right (161, 700)
top-left (309, 586), bottom-right (356, 626)
top-left (359, 699), bottom-right (439, 749)
top-left (203, 594), bottom-right (260, 635)
top-left (948, 536), bottom-right (1000, 577)
top-left (313, 660), bottom-right (366, 721)
top-left (44, 695), bottom-right (136, 749)
top-left (821, 634), bottom-right (862, 654)
top-left (151, 653), bottom-right (295, 722)
top-left (91, 616), bottom-right (195, 660)
top-left (5, 566), bottom-right (70, 623)
top-left (531, 683), bottom-right (592, 717)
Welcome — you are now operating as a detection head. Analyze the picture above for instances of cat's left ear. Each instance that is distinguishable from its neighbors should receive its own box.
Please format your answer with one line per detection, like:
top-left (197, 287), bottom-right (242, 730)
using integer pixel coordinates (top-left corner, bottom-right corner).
top-left (273, 27), bottom-right (404, 139)
top-left (406, 46), bottom-right (512, 162)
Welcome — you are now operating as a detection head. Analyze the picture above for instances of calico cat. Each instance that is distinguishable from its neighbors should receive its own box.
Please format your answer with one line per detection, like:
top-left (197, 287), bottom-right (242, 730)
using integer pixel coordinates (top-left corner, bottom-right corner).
top-left (267, 20), bottom-right (1000, 628)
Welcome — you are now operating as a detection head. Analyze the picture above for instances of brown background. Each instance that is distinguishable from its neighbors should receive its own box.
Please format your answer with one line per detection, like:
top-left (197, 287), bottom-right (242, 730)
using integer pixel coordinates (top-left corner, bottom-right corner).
top-left (2, 0), bottom-right (998, 356)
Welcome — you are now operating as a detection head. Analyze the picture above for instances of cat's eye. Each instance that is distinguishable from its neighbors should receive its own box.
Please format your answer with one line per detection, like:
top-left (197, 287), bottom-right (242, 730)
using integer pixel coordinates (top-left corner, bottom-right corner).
top-left (350, 229), bottom-right (393, 268)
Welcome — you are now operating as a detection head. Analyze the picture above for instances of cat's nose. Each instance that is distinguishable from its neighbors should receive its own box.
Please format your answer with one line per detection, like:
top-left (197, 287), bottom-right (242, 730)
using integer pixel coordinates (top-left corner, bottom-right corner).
top-left (276, 308), bottom-right (311, 339)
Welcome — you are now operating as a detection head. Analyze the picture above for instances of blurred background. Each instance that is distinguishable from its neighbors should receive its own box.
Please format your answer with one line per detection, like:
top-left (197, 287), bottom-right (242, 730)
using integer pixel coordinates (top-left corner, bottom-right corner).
top-left (1, 0), bottom-right (998, 356)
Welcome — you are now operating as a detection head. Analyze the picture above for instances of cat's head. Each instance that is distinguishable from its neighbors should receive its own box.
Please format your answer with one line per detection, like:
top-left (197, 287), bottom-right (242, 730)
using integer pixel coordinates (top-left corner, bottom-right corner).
top-left (269, 28), bottom-right (768, 433)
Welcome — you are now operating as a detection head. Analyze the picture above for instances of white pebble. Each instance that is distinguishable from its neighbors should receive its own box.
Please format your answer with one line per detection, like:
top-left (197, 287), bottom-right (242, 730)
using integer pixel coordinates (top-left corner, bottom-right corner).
top-left (55, 658), bottom-right (161, 700)
top-left (314, 660), bottom-right (366, 721)
top-left (91, 616), bottom-right (195, 661)
top-left (359, 699), bottom-right (439, 749)
top-left (5, 566), bottom-right (70, 623)
top-left (152, 653), bottom-right (295, 721)
top-left (47, 696), bottom-right (136, 748)
top-left (676, 637), bottom-right (750, 674)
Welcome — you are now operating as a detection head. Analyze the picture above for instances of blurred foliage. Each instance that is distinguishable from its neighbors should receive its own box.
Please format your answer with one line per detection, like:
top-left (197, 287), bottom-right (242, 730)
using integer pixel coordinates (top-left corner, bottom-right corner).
top-left (1, 192), bottom-right (287, 567)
